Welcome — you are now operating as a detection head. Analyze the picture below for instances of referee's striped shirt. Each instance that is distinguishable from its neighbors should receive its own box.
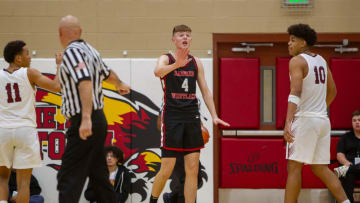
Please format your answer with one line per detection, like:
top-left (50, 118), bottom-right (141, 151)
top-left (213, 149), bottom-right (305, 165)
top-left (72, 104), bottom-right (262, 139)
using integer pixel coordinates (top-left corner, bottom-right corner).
top-left (59, 39), bottom-right (110, 118)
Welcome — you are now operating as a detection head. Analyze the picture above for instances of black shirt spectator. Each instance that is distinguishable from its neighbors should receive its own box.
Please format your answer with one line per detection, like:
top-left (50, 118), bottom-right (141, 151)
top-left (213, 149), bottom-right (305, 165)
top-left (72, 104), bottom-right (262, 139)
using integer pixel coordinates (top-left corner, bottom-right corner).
top-left (337, 131), bottom-right (360, 165)
top-left (336, 110), bottom-right (360, 203)
top-left (85, 146), bottom-right (132, 203)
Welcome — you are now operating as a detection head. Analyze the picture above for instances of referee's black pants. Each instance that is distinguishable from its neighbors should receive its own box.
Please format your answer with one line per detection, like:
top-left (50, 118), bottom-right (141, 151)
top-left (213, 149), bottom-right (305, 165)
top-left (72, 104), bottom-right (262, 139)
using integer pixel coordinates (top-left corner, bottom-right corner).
top-left (57, 110), bottom-right (116, 203)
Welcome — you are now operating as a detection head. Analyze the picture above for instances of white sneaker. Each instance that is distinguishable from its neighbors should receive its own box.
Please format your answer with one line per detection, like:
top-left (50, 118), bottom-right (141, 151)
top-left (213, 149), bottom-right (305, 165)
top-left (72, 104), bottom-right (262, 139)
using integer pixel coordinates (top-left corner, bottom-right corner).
top-left (334, 165), bottom-right (350, 178)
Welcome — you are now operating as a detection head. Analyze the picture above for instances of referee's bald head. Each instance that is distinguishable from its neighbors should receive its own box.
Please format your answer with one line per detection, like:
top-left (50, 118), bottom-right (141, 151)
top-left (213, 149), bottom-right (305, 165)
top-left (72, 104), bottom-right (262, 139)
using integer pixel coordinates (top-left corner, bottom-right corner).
top-left (58, 15), bottom-right (82, 48)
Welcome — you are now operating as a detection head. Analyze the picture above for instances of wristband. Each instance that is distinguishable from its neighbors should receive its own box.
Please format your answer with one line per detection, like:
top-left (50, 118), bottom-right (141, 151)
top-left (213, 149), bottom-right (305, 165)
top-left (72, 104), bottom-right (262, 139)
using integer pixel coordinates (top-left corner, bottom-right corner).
top-left (288, 95), bottom-right (300, 105)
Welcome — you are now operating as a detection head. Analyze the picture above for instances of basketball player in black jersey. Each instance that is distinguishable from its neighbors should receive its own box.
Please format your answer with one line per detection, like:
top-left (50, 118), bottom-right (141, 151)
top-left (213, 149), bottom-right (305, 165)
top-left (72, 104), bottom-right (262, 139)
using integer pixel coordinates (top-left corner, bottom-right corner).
top-left (149, 25), bottom-right (229, 203)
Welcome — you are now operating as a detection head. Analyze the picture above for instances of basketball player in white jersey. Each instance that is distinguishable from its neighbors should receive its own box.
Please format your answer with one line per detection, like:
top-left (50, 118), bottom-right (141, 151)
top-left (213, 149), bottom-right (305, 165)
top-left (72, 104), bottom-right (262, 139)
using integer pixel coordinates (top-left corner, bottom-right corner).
top-left (283, 24), bottom-right (350, 203)
top-left (0, 40), bottom-right (62, 203)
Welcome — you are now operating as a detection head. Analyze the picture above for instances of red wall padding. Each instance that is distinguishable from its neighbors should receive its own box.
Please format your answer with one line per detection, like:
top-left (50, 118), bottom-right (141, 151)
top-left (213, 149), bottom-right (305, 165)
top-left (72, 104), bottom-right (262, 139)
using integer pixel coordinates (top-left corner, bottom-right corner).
top-left (220, 58), bottom-right (260, 129)
top-left (220, 137), bottom-right (287, 188)
top-left (276, 57), bottom-right (291, 129)
top-left (330, 58), bottom-right (360, 129)
top-left (220, 137), bottom-right (340, 188)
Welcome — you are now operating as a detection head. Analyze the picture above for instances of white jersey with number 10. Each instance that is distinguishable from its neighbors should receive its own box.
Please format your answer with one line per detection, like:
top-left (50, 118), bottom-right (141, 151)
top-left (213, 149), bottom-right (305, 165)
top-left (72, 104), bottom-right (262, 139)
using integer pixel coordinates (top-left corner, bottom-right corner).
top-left (295, 53), bottom-right (328, 117)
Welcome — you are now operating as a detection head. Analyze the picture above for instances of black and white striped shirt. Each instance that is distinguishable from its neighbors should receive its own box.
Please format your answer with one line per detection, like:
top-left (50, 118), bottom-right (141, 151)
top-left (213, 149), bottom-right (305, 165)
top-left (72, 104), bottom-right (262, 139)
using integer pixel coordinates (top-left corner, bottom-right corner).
top-left (59, 39), bottom-right (110, 118)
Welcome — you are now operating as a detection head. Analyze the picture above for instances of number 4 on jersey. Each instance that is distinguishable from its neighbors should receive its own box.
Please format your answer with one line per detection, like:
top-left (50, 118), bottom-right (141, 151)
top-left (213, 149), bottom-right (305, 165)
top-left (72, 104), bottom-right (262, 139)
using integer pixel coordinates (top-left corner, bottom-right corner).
top-left (181, 78), bottom-right (189, 92)
top-left (5, 83), bottom-right (22, 103)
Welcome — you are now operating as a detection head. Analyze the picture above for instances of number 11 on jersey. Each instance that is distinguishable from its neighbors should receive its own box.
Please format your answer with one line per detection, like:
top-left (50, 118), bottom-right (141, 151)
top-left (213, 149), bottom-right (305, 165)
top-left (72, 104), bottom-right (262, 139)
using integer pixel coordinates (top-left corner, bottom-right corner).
top-left (5, 83), bottom-right (22, 103)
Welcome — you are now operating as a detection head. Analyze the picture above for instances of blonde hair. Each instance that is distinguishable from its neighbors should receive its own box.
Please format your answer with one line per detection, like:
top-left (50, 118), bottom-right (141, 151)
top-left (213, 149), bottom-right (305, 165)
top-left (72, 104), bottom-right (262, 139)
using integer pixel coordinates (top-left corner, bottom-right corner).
top-left (172, 24), bottom-right (192, 36)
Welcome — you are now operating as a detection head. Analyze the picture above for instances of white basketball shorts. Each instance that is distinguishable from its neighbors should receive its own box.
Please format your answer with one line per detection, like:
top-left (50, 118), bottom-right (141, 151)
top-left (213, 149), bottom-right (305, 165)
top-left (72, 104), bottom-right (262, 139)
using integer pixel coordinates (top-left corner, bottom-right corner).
top-left (286, 116), bottom-right (331, 164)
top-left (0, 127), bottom-right (41, 169)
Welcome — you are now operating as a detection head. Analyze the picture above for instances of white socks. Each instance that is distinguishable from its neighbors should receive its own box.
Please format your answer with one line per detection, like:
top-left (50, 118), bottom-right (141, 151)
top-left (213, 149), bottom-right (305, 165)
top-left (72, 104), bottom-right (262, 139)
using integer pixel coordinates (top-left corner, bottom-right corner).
top-left (342, 200), bottom-right (350, 203)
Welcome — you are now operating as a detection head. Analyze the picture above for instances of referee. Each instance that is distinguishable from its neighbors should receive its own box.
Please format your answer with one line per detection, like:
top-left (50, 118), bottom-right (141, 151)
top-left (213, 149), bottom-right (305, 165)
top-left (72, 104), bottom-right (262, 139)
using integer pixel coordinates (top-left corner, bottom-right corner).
top-left (56, 15), bottom-right (130, 203)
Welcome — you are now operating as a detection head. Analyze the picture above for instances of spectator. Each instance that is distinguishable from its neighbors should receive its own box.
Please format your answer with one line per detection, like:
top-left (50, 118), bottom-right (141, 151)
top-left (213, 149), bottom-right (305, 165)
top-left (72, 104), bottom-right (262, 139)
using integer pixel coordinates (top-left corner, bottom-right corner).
top-left (8, 170), bottom-right (44, 203)
top-left (85, 146), bottom-right (132, 203)
top-left (335, 110), bottom-right (360, 203)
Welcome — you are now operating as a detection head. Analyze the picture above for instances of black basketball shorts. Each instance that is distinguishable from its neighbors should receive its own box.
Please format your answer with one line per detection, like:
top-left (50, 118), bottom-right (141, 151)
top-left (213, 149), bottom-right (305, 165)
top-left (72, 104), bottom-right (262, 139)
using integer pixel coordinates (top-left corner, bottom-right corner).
top-left (160, 110), bottom-right (204, 156)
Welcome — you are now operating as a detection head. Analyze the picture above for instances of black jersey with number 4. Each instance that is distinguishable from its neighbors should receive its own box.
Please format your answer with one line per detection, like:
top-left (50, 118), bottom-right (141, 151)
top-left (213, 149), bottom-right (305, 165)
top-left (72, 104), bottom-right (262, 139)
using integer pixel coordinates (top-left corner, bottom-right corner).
top-left (161, 53), bottom-right (199, 113)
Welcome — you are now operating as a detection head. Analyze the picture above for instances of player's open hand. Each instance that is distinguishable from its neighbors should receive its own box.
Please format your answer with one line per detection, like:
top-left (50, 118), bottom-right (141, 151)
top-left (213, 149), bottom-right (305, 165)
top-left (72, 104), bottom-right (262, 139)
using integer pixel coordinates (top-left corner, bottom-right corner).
top-left (79, 118), bottom-right (92, 140)
top-left (174, 48), bottom-right (192, 68)
top-left (213, 117), bottom-right (230, 127)
top-left (283, 123), bottom-right (294, 143)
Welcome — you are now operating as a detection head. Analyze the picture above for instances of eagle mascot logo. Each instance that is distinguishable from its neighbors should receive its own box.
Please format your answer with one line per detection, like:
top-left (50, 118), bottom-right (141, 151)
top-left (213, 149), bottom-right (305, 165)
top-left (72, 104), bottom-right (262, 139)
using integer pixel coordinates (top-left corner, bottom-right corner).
top-left (36, 73), bottom-right (208, 202)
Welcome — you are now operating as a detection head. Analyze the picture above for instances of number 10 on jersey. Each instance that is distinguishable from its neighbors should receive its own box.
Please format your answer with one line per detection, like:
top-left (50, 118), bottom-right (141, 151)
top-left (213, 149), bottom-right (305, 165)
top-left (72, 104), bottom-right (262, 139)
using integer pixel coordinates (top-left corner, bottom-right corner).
top-left (314, 66), bottom-right (326, 84)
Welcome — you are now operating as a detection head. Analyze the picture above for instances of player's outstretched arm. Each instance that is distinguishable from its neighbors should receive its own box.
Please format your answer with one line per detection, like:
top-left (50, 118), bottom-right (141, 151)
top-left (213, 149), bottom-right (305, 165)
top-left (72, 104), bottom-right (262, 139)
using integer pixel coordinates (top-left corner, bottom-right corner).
top-left (105, 70), bottom-right (131, 95)
top-left (27, 52), bottom-right (63, 93)
top-left (154, 48), bottom-right (192, 78)
top-left (283, 56), bottom-right (305, 143)
top-left (326, 66), bottom-right (337, 107)
top-left (196, 57), bottom-right (230, 127)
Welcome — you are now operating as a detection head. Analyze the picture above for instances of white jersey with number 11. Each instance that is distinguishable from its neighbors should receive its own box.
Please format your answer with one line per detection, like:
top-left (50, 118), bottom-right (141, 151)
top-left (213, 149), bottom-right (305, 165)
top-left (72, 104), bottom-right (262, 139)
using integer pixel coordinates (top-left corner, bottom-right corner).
top-left (0, 68), bottom-right (36, 128)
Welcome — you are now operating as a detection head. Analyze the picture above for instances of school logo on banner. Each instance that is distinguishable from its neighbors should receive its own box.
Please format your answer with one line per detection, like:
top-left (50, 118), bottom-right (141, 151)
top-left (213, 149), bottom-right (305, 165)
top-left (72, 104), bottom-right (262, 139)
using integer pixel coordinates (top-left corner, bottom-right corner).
top-left (36, 73), bottom-right (207, 202)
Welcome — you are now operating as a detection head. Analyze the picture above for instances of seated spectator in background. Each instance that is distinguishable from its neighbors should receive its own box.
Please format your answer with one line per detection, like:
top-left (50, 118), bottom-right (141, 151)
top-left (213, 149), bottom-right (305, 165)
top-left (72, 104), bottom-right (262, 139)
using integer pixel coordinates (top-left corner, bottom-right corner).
top-left (8, 170), bottom-right (44, 203)
top-left (335, 110), bottom-right (360, 203)
top-left (85, 146), bottom-right (132, 203)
